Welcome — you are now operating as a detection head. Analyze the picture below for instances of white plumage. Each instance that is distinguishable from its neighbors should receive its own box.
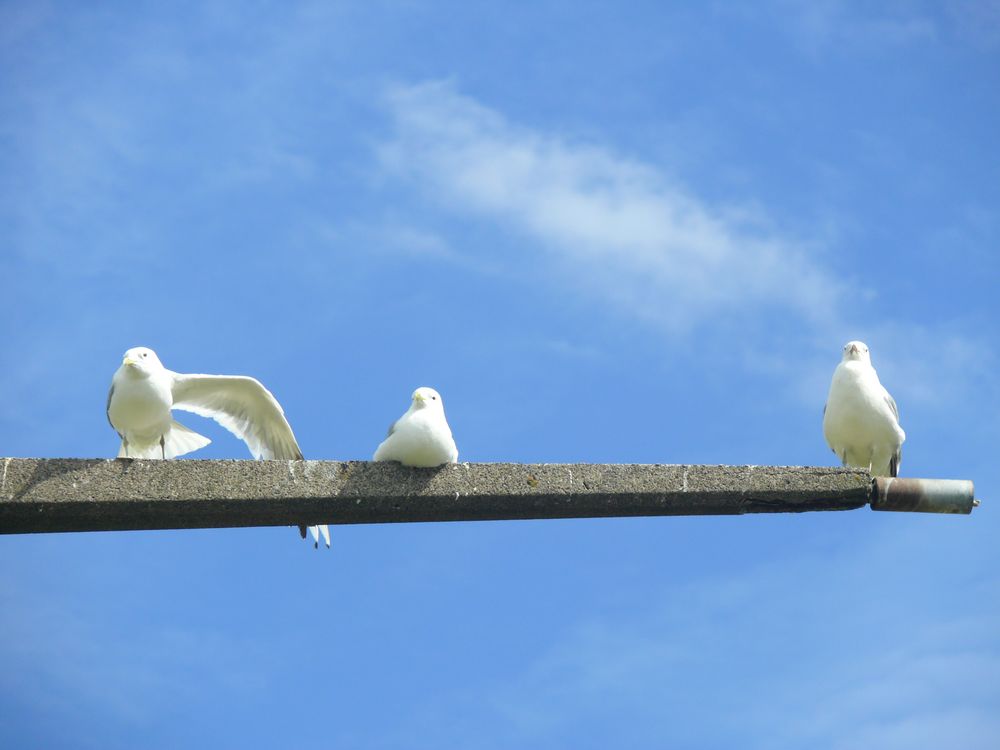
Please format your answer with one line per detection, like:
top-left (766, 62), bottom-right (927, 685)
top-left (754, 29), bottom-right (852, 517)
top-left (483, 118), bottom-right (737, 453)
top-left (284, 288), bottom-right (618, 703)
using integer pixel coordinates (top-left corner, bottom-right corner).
top-left (823, 340), bottom-right (905, 477)
top-left (373, 387), bottom-right (458, 467)
top-left (107, 346), bottom-right (329, 548)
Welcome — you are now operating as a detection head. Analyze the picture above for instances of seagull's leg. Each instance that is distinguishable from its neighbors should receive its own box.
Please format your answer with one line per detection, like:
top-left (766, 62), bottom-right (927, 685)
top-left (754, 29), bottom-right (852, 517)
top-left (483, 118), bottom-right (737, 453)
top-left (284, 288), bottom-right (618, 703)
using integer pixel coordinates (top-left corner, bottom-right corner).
top-left (123, 438), bottom-right (130, 457)
top-left (160, 435), bottom-right (166, 460)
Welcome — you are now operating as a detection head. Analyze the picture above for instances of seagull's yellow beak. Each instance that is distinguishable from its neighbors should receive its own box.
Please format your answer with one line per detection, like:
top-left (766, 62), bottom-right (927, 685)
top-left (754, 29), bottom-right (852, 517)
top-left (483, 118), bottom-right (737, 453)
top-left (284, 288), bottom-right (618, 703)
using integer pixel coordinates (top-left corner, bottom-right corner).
top-left (849, 344), bottom-right (859, 355)
top-left (412, 391), bottom-right (426, 403)
top-left (123, 356), bottom-right (137, 367)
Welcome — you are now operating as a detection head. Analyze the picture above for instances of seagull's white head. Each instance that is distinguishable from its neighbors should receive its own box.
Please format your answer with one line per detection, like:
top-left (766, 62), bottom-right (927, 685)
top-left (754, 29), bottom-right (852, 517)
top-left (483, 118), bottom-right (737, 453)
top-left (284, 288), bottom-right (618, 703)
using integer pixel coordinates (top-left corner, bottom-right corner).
top-left (121, 346), bottom-right (164, 376)
top-left (842, 340), bottom-right (871, 364)
top-left (410, 386), bottom-right (445, 412)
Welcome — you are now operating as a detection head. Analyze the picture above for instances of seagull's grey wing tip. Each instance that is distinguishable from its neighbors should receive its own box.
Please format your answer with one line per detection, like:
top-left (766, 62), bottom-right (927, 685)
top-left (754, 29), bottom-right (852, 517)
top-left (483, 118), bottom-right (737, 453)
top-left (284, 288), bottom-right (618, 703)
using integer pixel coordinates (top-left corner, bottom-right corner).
top-left (106, 383), bottom-right (116, 430)
top-left (884, 393), bottom-right (900, 423)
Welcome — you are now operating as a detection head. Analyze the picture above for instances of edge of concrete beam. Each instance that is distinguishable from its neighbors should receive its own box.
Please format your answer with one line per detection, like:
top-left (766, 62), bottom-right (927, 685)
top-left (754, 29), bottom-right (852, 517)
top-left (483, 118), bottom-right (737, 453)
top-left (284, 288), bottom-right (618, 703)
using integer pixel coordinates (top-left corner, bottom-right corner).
top-left (0, 458), bottom-right (975, 535)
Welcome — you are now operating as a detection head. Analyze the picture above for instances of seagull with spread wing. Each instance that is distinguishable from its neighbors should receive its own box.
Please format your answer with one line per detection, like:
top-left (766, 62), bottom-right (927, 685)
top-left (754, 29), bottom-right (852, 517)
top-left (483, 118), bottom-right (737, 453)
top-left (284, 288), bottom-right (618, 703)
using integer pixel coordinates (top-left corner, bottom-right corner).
top-left (373, 387), bottom-right (458, 467)
top-left (823, 340), bottom-right (905, 477)
top-left (106, 346), bottom-right (330, 548)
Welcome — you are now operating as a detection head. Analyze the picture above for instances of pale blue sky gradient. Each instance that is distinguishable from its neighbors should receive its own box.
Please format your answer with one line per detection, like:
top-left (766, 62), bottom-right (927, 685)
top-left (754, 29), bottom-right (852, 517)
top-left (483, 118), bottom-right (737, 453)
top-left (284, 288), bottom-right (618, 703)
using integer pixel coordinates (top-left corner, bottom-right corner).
top-left (1, 2), bottom-right (998, 747)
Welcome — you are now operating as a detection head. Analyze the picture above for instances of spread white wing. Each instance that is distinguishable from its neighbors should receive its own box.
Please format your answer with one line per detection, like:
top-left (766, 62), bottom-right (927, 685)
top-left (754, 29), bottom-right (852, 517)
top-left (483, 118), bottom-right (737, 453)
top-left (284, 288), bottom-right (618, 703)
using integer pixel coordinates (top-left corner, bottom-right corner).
top-left (170, 372), bottom-right (303, 460)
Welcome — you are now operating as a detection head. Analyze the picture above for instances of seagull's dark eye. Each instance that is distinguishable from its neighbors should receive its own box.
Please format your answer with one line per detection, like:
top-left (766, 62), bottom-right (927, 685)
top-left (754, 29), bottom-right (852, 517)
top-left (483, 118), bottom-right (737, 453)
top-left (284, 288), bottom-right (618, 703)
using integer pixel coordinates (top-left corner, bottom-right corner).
top-left (432, 396), bottom-right (437, 400)
top-left (141, 352), bottom-right (147, 358)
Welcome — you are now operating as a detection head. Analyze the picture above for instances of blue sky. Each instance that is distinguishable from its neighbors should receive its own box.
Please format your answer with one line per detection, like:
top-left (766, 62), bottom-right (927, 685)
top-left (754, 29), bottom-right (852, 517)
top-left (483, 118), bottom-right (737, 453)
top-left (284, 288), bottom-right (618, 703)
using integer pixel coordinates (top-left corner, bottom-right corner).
top-left (1, 1), bottom-right (998, 747)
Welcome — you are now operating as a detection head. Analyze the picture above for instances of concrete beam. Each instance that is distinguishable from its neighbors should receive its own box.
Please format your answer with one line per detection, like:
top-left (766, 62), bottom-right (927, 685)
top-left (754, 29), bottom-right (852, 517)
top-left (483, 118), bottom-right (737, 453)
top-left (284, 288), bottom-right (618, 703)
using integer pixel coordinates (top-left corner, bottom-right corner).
top-left (0, 458), bottom-right (976, 535)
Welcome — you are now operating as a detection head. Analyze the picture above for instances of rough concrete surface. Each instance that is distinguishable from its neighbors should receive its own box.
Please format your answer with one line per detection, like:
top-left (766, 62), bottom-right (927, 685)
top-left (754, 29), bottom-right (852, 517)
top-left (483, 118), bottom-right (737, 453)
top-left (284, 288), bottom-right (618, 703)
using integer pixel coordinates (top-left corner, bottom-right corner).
top-left (0, 458), bottom-right (876, 534)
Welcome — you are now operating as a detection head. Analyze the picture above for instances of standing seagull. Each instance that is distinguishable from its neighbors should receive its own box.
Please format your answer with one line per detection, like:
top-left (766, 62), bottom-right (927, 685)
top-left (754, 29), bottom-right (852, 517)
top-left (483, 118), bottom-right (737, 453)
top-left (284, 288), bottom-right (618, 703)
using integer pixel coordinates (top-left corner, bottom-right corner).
top-left (107, 346), bottom-right (330, 548)
top-left (823, 340), bottom-right (905, 477)
top-left (373, 387), bottom-right (459, 466)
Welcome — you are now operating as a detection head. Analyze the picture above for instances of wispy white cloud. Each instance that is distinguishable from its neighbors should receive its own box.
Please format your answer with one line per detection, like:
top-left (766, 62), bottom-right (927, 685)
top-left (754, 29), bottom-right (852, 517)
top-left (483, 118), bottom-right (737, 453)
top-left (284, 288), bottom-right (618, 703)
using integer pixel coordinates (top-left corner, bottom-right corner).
top-left (723, 0), bottom-right (939, 55)
top-left (740, 0), bottom-right (1000, 53)
top-left (794, 2), bottom-right (935, 47)
top-left (776, 0), bottom-right (1000, 54)
top-left (379, 81), bottom-right (846, 335)
top-left (307, 218), bottom-right (508, 278)
top-left (377, 81), bottom-right (997, 416)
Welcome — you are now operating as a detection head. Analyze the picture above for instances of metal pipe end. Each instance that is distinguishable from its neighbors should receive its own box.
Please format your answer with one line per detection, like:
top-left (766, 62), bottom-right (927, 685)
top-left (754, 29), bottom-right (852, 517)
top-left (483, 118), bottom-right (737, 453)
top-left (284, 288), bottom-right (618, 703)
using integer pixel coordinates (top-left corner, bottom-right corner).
top-left (872, 477), bottom-right (977, 515)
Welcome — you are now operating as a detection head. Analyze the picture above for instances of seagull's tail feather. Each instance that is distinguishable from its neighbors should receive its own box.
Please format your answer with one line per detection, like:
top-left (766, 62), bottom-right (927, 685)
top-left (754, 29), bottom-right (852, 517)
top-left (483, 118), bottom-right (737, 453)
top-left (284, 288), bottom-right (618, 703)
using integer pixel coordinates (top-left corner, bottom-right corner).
top-left (164, 421), bottom-right (212, 459)
top-left (301, 524), bottom-right (331, 549)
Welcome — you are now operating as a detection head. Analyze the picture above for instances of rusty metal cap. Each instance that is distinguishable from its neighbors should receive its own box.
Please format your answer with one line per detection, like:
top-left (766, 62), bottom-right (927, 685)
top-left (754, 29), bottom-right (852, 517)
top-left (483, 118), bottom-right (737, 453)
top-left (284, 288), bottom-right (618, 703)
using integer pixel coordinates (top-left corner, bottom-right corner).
top-left (871, 477), bottom-right (977, 514)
